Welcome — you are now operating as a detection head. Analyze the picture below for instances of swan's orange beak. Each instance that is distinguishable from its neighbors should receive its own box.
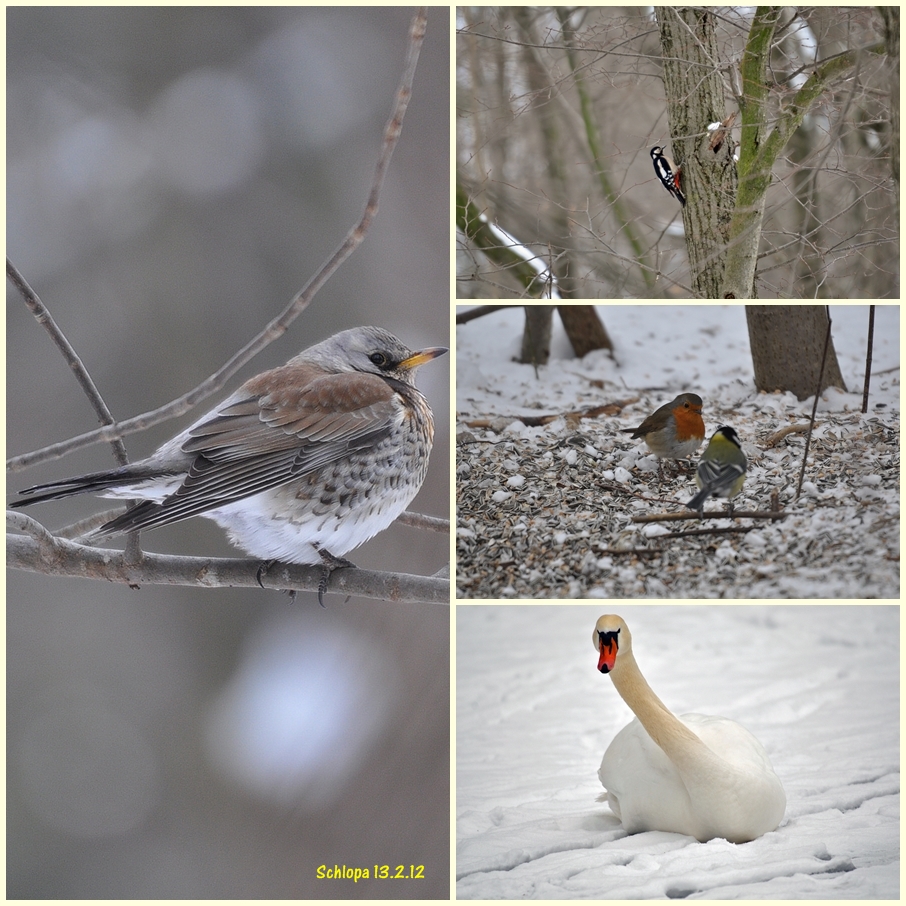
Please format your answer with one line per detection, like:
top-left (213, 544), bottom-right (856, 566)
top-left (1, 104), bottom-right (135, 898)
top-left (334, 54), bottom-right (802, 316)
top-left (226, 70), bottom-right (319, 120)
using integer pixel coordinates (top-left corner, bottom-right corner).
top-left (597, 631), bottom-right (618, 673)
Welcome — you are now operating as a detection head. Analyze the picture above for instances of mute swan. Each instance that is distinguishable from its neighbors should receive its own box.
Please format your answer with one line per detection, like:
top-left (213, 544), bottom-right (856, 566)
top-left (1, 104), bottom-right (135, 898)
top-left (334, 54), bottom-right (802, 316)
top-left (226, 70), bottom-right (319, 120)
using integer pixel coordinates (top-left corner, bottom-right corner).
top-left (593, 614), bottom-right (785, 843)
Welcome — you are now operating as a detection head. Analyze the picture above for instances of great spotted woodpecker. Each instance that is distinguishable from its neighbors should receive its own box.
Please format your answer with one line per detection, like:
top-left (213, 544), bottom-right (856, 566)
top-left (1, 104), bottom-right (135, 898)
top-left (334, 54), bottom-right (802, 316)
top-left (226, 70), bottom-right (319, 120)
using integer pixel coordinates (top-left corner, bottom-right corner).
top-left (650, 146), bottom-right (686, 207)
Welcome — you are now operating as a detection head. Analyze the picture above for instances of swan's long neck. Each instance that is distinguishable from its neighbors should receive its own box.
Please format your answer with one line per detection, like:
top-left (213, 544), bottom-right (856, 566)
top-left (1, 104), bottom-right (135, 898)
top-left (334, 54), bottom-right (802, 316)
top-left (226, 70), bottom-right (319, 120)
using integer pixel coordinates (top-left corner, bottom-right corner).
top-left (610, 650), bottom-right (723, 777)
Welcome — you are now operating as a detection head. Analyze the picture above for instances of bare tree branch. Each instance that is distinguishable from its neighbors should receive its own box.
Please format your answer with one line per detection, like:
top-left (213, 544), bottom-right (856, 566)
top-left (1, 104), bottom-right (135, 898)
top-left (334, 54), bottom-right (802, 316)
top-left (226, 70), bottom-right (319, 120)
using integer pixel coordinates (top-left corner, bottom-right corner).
top-left (7, 260), bottom-right (130, 466)
top-left (7, 514), bottom-right (448, 606)
top-left (394, 511), bottom-right (450, 533)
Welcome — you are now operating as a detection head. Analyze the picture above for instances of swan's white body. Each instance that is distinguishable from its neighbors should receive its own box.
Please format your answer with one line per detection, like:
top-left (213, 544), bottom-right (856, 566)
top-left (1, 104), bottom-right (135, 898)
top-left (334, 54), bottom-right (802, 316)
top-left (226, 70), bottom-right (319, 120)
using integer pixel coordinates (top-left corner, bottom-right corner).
top-left (593, 615), bottom-right (785, 844)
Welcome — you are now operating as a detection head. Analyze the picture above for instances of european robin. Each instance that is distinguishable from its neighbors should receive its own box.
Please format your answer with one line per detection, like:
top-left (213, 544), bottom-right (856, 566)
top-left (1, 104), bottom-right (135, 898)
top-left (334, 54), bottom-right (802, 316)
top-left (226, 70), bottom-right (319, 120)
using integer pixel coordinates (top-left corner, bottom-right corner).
top-left (620, 392), bottom-right (705, 475)
top-left (11, 327), bottom-right (447, 603)
top-left (686, 426), bottom-right (747, 513)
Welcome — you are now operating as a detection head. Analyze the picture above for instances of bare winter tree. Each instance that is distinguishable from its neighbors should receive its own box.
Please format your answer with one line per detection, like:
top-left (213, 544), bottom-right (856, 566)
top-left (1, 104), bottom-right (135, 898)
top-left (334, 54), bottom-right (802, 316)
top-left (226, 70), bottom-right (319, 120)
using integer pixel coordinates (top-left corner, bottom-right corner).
top-left (457, 7), bottom-right (898, 298)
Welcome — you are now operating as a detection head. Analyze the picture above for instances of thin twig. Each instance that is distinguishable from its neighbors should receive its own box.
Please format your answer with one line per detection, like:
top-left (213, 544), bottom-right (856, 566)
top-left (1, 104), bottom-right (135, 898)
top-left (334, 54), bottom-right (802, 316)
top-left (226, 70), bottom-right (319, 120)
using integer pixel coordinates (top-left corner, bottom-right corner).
top-left (6, 260), bottom-right (129, 466)
top-left (594, 547), bottom-right (665, 557)
top-left (670, 525), bottom-right (757, 538)
top-left (462, 399), bottom-right (632, 428)
top-left (796, 306), bottom-right (832, 499)
top-left (861, 304), bottom-right (874, 413)
top-left (7, 7), bottom-right (428, 473)
top-left (764, 423), bottom-right (810, 447)
top-left (630, 508), bottom-right (787, 523)
top-left (7, 261), bottom-right (145, 561)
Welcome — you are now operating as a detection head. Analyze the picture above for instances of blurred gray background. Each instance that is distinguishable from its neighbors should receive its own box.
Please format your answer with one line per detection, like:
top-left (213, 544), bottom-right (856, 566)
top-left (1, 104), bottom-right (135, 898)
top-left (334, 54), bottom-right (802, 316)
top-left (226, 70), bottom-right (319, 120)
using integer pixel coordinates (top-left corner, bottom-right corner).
top-left (7, 7), bottom-right (450, 898)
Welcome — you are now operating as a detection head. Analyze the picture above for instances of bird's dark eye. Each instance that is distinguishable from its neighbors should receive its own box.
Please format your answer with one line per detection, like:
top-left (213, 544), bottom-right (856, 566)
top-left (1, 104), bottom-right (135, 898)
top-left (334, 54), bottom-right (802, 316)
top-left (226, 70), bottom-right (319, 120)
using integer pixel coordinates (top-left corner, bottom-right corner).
top-left (369, 352), bottom-right (389, 367)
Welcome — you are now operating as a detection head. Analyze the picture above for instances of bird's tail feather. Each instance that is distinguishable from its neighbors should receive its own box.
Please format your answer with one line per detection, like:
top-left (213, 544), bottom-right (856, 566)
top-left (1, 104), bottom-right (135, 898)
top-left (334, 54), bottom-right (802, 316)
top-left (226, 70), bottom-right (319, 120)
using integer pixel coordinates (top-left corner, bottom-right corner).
top-left (10, 466), bottom-right (171, 509)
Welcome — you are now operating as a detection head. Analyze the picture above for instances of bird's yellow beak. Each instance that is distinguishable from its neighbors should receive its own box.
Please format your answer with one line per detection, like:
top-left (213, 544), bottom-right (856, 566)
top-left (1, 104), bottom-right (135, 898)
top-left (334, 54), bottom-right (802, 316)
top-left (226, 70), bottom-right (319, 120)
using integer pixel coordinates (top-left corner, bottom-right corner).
top-left (400, 346), bottom-right (448, 370)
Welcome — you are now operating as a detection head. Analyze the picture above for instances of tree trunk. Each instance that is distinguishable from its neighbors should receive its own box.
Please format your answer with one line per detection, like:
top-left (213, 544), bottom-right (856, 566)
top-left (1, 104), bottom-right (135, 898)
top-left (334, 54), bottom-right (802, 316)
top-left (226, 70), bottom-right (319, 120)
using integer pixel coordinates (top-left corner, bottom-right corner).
top-left (746, 306), bottom-right (847, 400)
top-left (656, 7), bottom-right (738, 297)
top-left (557, 305), bottom-right (613, 357)
top-left (520, 306), bottom-right (554, 364)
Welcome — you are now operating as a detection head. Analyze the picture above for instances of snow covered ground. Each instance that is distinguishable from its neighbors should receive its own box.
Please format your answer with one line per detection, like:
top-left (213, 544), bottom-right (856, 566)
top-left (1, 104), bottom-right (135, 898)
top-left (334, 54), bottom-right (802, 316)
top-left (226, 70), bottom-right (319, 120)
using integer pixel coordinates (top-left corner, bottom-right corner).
top-left (456, 305), bottom-right (899, 598)
top-left (456, 604), bottom-right (899, 899)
